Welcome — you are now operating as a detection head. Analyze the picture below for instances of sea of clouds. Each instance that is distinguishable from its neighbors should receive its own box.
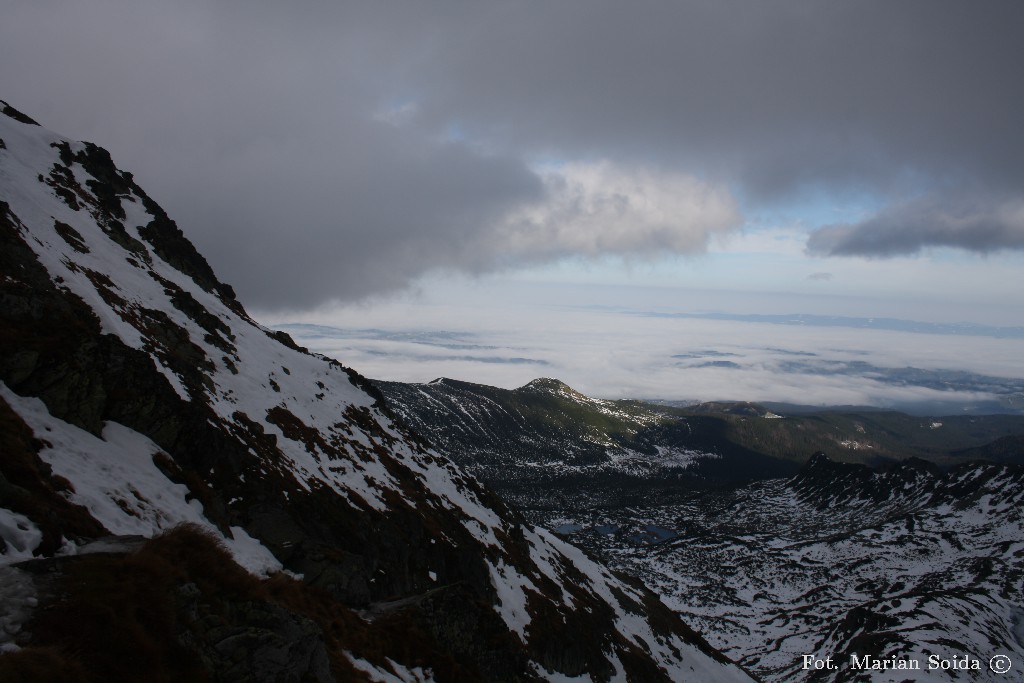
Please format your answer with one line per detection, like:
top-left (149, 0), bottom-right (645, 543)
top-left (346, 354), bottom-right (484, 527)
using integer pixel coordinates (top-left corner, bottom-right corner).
top-left (269, 284), bottom-right (1023, 414)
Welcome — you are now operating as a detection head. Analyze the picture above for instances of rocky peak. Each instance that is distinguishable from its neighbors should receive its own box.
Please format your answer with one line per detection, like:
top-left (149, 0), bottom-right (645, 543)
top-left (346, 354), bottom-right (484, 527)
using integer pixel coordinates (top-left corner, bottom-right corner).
top-left (1, 100), bottom-right (40, 126)
top-left (520, 377), bottom-right (571, 392)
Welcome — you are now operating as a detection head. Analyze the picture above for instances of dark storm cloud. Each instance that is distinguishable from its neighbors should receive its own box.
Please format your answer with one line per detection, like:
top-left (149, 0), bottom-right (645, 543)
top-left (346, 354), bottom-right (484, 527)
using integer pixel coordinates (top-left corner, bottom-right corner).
top-left (807, 195), bottom-right (1024, 257)
top-left (401, 1), bottom-right (1024, 194)
top-left (164, 121), bottom-right (546, 308)
top-left (0, 0), bottom-right (547, 308)
top-left (3, 0), bottom-right (1022, 308)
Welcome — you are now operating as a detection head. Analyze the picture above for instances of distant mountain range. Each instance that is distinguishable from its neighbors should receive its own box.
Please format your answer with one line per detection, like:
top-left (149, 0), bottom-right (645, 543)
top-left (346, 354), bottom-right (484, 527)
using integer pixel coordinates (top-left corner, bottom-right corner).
top-left (376, 376), bottom-right (1024, 509)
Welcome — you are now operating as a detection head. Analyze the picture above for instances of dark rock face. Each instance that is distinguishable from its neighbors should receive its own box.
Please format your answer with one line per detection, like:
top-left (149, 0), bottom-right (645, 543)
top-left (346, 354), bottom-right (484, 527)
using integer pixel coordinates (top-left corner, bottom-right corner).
top-left (1, 100), bottom-right (39, 126)
top-left (177, 589), bottom-right (334, 683)
top-left (409, 583), bottom-right (537, 682)
top-left (789, 450), bottom-right (1013, 511)
top-left (0, 103), bottom-right (753, 682)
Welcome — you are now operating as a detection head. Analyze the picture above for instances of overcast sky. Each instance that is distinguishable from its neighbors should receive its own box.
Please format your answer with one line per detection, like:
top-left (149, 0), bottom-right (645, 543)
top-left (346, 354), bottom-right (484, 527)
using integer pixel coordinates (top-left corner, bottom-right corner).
top-left (4, 2), bottom-right (1024, 357)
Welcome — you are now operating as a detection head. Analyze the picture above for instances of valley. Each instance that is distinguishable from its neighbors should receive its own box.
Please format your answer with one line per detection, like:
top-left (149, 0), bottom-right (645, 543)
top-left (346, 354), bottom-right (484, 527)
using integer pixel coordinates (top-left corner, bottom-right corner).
top-left (379, 377), bottom-right (1024, 682)
top-left (528, 457), bottom-right (1024, 682)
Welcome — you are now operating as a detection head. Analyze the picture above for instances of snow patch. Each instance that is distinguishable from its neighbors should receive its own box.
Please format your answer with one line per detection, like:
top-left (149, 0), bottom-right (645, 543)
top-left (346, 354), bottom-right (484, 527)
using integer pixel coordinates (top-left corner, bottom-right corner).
top-left (0, 508), bottom-right (42, 564)
top-left (346, 654), bottom-right (434, 683)
top-left (488, 558), bottom-right (533, 641)
top-left (0, 383), bottom-right (282, 576)
top-left (530, 662), bottom-right (596, 683)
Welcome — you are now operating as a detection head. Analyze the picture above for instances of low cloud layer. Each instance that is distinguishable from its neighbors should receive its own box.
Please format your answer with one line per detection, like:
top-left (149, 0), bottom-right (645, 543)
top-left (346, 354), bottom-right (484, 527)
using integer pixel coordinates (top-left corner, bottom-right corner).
top-left (807, 195), bottom-right (1024, 257)
top-left (3, 0), bottom-right (1022, 308)
top-left (275, 297), bottom-right (1024, 411)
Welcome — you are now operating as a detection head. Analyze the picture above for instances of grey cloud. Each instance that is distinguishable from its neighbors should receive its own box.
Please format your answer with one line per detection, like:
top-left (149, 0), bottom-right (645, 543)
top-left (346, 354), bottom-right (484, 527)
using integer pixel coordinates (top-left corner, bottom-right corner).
top-left (405, 1), bottom-right (1024, 195)
top-left (3, 0), bottom-right (1023, 308)
top-left (807, 272), bottom-right (833, 281)
top-left (806, 195), bottom-right (1024, 257)
top-left (0, 1), bottom-right (548, 309)
top-left (165, 122), bottom-right (546, 309)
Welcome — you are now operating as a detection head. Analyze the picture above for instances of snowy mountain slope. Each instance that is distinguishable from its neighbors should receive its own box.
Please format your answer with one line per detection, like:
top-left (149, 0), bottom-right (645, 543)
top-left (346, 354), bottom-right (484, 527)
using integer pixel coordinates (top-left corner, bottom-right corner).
top-left (538, 453), bottom-right (1024, 682)
top-left (0, 101), bottom-right (755, 682)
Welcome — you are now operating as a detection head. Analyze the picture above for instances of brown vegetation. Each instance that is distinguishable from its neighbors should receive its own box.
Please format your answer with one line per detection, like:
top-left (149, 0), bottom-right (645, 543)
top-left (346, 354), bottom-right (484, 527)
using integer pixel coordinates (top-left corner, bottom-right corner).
top-left (0, 524), bottom-right (504, 682)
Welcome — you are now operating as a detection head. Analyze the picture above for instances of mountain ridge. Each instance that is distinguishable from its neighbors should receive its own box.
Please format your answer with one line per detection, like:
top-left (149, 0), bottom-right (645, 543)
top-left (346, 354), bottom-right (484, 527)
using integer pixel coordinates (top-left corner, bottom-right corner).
top-left (0, 100), bottom-right (754, 682)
